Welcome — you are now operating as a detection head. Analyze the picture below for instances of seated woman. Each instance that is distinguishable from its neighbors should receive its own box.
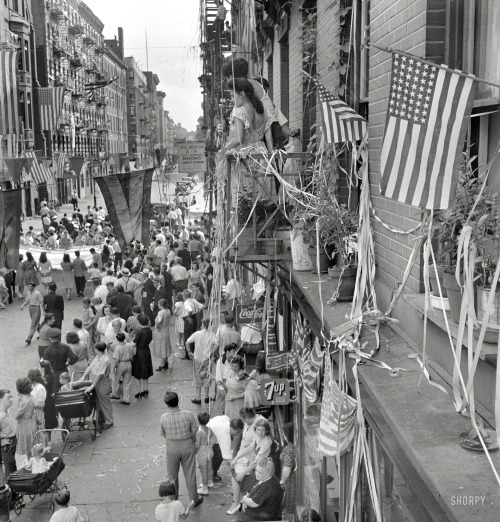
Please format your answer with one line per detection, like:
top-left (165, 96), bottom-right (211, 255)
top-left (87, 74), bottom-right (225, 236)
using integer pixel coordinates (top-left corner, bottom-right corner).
top-left (238, 458), bottom-right (283, 522)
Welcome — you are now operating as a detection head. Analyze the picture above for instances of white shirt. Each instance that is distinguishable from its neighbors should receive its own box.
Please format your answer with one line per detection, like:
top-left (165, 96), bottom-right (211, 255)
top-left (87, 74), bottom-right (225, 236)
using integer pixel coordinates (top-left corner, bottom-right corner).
top-left (104, 319), bottom-right (127, 344)
top-left (77, 329), bottom-right (91, 351)
top-left (94, 285), bottom-right (108, 302)
top-left (155, 500), bottom-right (184, 522)
top-left (102, 275), bottom-right (117, 286)
top-left (50, 506), bottom-right (83, 522)
top-left (156, 233), bottom-right (166, 244)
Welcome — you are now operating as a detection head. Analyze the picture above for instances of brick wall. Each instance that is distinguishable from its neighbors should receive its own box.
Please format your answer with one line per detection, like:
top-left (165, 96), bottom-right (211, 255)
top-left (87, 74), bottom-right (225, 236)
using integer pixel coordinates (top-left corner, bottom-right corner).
top-left (369, 0), bottom-right (428, 293)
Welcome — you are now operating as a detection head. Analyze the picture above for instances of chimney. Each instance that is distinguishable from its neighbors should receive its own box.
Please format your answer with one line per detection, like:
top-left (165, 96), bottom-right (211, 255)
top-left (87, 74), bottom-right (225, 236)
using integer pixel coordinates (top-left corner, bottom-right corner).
top-left (118, 27), bottom-right (124, 60)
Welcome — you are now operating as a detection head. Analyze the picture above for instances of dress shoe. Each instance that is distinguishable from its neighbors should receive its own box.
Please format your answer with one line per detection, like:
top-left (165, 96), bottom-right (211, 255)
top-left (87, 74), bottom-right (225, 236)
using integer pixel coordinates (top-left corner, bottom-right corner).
top-left (134, 392), bottom-right (142, 399)
top-left (25, 339), bottom-right (31, 345)
top-left (119, 401), bottom-right (130, 405)
top-left (204, 397), bottom-right (211, 404)
top-left (102, 423), bottom-right (113, 430)
top-left (143, 390), bottom-right (149, 397)
top-left (213, 474), bottom-right (222, 482)
top-left (191, 398), bottom-right (201, 405)
top-left (192, 496), bottom-right (204, 508)
top-left (226, 503), bottom-right (241, 515)
top-left (110, 395), bottom-right (120, 400)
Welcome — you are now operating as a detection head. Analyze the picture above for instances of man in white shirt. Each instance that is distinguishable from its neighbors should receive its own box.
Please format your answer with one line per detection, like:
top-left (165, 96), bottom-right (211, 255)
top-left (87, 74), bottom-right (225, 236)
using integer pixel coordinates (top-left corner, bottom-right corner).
top-left (170, 257), bottom-right (189, 293)
top-left (104, 310), bottom-right (126, 345)
top-left (93, 279), bottom-right (109, 303)
top-left (155, 230), bottom-right (166, 244)
top-left (154, 240), bottom-right (168, 263)
top-left (115, 267), bottom-right (142, 295)
top-left (73, 318), bottom-right (93, 360)
top-left (102, 269), bottom-right (117, 286)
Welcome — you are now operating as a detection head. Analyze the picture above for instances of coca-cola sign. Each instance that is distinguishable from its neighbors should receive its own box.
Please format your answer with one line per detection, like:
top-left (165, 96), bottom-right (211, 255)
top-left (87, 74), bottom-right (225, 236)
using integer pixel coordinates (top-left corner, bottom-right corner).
top-left (235, 302), bottom-right (265, 324)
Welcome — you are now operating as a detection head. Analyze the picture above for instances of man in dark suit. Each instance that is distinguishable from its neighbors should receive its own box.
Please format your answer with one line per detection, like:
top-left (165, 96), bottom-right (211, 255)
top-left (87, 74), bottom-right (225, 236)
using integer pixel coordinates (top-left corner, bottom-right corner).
top-left (43, 282), bottom-right (64, 329)
top-left (177, 241), bottom-right (191, 270)
top-left (109, 285), bottom-right (135, 321)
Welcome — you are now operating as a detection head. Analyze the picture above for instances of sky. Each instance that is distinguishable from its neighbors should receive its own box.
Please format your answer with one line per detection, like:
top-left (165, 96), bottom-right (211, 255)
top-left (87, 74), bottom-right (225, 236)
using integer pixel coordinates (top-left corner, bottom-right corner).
top-left (83, 0), bottom-right (203, 131)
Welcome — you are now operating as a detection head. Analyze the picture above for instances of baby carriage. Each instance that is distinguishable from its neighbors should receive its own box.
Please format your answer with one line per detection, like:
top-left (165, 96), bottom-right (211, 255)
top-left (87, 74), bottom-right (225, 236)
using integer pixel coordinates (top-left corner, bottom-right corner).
top-left (7, 429), bottom-right (68, 516)
top-left (54, 372), bottom-right (102, 441)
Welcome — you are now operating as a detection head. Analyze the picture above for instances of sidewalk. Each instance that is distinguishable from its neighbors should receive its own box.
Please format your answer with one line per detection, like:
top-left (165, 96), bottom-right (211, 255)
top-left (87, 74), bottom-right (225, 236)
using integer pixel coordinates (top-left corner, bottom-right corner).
top-left (13, 346), bottom-right (238, 521)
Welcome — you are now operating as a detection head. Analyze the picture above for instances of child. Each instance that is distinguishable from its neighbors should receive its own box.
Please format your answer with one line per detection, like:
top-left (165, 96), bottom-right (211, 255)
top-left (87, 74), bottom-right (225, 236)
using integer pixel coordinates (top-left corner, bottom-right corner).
top-left (195, 412), bottom-right (217, 495)
top-left (89, 262), bottom-right (101, 281)
top-left (50, 489), bottom-right (83, 522)
top-left (24, 443), bottom-right (50, 474)
top-left (244, 351), bottom-right (268, 408)
top-left (155, 481), bottom-right (193, 521)
top-left (173, 292), bottom-right (185, 350)
top-left (59, 372), bottom-right (71, 392)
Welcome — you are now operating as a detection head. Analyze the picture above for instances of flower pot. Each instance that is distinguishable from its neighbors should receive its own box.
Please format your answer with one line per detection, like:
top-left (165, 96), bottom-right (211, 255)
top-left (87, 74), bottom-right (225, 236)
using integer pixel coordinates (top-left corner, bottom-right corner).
top-left (473, 323), bottom-right (499, 344)
top-left (476, 286), bottom-right (500, 327)
top-left (430, 291), bottom-right (450, 311)
top-left (328, 266), bottom-right (357, 301)
top-left (429, 265), bottom-right (447, 298)
top-left (443, 272), bottom-right (463, 324)
top-left (258, 238), bottom-right (283, 257)
top-left (309, 246), bottom-right (330, 274)
top-left (290, 229), bottom-right (313, 271)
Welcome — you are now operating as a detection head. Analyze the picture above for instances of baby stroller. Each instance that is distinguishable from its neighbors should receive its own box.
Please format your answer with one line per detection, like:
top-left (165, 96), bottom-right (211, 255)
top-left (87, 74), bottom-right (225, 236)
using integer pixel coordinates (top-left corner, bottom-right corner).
top-left (7, 429), bottom-right (68, 516)
top-left (54, 372), bottom-right (103, 441)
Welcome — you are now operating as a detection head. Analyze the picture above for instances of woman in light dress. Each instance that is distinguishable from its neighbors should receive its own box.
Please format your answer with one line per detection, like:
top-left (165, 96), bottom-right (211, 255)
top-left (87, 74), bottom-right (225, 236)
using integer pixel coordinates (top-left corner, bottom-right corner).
top-left (38, 252), bottom-right (52, 294)
top-left (153, 299), bottom-right (172, 371)
top-left (60, 253), bottom-right (74, 300)
top-left (66, 331), bottom-right (88, 378)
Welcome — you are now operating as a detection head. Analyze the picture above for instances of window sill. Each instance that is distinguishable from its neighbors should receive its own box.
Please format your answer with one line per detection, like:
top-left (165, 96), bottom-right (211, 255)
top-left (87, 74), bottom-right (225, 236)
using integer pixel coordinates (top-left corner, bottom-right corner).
top-left (403, 293), bottom-right (497, 360)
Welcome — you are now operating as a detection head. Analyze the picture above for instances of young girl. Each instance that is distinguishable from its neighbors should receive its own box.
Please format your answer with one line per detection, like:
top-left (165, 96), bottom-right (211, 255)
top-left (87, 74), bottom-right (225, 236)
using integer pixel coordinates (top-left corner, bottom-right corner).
top-left (173, 292), bottom-right (185, 351)
top-left (59, 372), bottom-right (71, 392)
top-left (24, 443), bottom-right (50, 474)
top-left (244, 351), bottom-right (268, 408)
top-left (155, 481), bottom-right (194, 521)
top-left (196, 412), bottom-right (217, 495)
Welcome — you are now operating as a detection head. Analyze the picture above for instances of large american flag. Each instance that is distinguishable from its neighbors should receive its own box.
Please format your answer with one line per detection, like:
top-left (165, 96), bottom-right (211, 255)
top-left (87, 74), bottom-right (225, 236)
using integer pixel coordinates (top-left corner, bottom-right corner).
top-left (37, 87), bottom-right (65, 131)
top-left (25, 151), bottom-right (52, 185)
top-left (310, 76), bottom-right (367, 144)
top-left (302, 338), bottom-right (324, 403)
top-left (55, 152), bottom-right (67, 179)
top-left (318, 353), bottom-right (357, 457)
top-left (0, 50), bottom-right (20, 134)
top-left (380, 52), bottom-right (476, 210)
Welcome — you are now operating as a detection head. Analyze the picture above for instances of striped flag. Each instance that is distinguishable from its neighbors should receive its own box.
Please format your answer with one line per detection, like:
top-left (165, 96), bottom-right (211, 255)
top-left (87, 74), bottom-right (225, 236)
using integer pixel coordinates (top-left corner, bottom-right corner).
top-left (380, 52), bottom-right (476, 209)
top-left (310, 76), bottom-right (366, 144)
top-left (37, 87), bottom-right (65, 131)
top-left (0, 50), bottom-right (20, 134)
top-left (318, 353), bottom-right (357, 457)
top-left (302, 338), bottom-right (325, 403)
top-left (25, 152), bottom-right (52, 185)
top-left (55, 152), bottom-right (67, 178)
top-left (94, 169), bottom-right (154, 248)
top-left (289, 315), bottom-right (304, 386)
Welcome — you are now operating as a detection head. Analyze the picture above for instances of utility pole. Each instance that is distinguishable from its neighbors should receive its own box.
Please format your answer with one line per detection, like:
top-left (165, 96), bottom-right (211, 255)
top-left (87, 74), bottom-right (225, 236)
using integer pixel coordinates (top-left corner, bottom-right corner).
top-left (145, 29), bottom-right (149, 70)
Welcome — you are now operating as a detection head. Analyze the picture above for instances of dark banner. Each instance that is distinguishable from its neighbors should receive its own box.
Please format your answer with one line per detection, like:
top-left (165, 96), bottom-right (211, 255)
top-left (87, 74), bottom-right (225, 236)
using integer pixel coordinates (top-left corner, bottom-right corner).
top-left (94, 168), bottom-right (154, 249)
top-left (0, 188), bottom-right (22, 268)
top-left (69, 157), bottom-right (85, 176)
top-left (3, 158), bottom-right (27, 184)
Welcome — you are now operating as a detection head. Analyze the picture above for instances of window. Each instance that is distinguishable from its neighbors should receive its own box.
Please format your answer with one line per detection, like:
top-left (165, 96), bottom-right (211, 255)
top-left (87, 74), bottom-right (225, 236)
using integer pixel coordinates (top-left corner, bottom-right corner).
top-left (280, 37), bottom-right (289, 119)
top-left (130, 105), bottom-right (135, 116)
top-left (26, 92), bottom-right (32, 129)
top-left (19, 90), bottom-right (25, 129)
top-left (12, 0), bottom-right (18, 12)
top-left (267, 54), bottom-right (274, 99)
top-left (24, 40), bottom-right (29, 73)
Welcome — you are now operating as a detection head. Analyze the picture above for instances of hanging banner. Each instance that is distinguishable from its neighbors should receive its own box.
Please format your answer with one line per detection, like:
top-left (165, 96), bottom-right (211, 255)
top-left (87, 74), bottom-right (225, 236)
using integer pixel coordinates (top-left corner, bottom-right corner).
top-left (0, 188), bottom-right (22, 268)
top-left (235, 302), bottom-right (265, 325)
top-left (3, 158), bottom-right (27, 184)
top-left (259, 378), bottom-right (291, 406)
top-left (69, 157), bottom-right (85, 176)
top-left (177, 141), bottom-right (206, 173)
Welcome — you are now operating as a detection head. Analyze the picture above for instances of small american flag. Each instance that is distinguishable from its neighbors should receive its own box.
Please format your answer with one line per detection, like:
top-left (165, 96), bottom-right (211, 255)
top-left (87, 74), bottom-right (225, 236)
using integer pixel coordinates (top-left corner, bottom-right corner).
top-left (0, 50), bottom-right (20, 134)
top-left (318, 353), bottom-right (357, 457)
top-left (380, 52), bottom-right (476, 209)
top-left (309, 76), bottom-right (367, 144)
top-left (25, 151), bottom-right (52, 185)
top-left (302, 338), bottom-right (324, 403)
top-left (37, 87), bottom-right (65, 131)
top-left (55, 152), bottom-right (67, 179)
top-left (290, 315), bottom-right (304, 386)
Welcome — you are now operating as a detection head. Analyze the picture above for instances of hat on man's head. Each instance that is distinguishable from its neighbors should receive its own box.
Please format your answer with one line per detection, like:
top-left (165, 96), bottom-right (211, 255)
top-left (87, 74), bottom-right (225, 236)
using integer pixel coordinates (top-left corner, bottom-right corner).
top-left (47, 327), bottom-right (61, 339)
top-left (121, 267), bottom-right (131, 276)
top-left (142, 267), bottom-right (150, 275)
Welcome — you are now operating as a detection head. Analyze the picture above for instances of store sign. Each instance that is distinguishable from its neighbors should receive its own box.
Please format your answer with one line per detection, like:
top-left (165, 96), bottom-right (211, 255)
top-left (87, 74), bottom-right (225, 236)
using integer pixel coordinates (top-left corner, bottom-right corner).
top-left (235, 302), bottom-right (264, 325)
top-left (266, 352), bottom-right (290, 373)
top-left (178, 141), bottom-right (206, 173)
top-left (260, 378), bottom-right (291, 406)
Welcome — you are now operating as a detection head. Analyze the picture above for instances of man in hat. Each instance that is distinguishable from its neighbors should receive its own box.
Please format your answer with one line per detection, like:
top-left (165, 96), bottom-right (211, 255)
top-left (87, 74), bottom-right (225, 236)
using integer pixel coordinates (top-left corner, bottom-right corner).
top-left (115, 267), bottom-right (142, 298)
top-left (20, 282), bottom-right (43, 345)
top-left (43, 282), bottom-right (64, 329)
top-left (43, 328), bottom-right (78, 392)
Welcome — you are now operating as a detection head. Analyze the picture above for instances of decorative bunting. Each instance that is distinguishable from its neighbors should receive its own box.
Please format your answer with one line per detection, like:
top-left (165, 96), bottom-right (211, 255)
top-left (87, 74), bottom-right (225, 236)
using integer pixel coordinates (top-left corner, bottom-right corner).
top-left (3, 158), bottom-right (27, 184)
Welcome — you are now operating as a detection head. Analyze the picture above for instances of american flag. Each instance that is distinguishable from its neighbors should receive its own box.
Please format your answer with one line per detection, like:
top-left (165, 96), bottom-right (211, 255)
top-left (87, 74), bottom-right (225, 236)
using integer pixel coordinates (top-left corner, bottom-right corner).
top-left (309, 76), bottom-right (367, 143)
top-left (0, 50), bottom-right (20, 134)
top-left (302, 338), bottom-right (325, 403)
top-left (55, 152), bottom-right (67, 179)
top-left (318, 353), bottom-right (357, 457)
top-left (37, 87), bottom-right (65, 131)
top-left (380, 52), bottom-right (476, 210)
top-left (25, 151), bottom-right (52, 185)
top-left (289, 315), bottom-right (304, 386)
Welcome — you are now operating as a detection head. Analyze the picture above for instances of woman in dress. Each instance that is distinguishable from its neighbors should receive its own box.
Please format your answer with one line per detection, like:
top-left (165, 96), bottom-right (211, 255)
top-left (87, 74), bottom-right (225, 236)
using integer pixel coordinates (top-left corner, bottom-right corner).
top-left (28, 368), bottom-right (46, 431)
top-left (280, 422), bottom-right (296, 522)
top-left (203, 255), bottom-right (213, 299)
top-left (188, 261), bottom-right (205, 292)
top-left (153, 299), bottom-right (172, 371)
top-left (17, 253), bottom-right (25, 297)
top-left (66, 331), bottom-right (88, 377)
top-left (60, 253), bottom-right (74, 300)
top-left (101, 244), bottom-right (111, 266)
top-left (173, 292), bottom-right (185, 351)
top-left (244, 351), bottom-right (269, 408)
top-left (38, 313), bottom-right (56, 359)
top-left (214, 343), bottom-right (237, 416)
top-left (38, 252), bottom-right (52, 294)
top-left (23, 251), bottom-right (39, 288)
top-left (97, 304), bottom-right (113, 342)
top-left (39, 361), bottom-right (58, 431)
top-left (131, 314), bottom-right (153, 398)
top-left (14, 377), bottom-right (37, 467)
top-left (78, 342), bottom-right (113, 430)
top-left (224, 355), bottom-right (249, 420)
top-left (59, 229), bottom-right (72, 249)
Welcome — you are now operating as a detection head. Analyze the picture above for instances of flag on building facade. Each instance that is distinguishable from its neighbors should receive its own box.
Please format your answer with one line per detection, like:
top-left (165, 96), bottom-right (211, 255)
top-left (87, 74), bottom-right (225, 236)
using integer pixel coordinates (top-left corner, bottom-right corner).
top-left (380, 52), bottom-right (476, 210)
top-left (26, 152), bottom-right (52, 185)
top-left (0, 188), bottom-right (22, 268)
top-left (318, 353), bottom-right (357, 457)
top-left (37, 87), bottom-right (65, 131)
top-left (302, 338), bottom-right (325, 403)
top-left (94, 168), bottom-right (154, 248)
top-left (310, 76), bottom-right (366, 144)
top-left (54, 152), bottom-right (67, 178)
top-left (0, 50), bottom-right (20, 134)
top-left (290, 315), bottom-right (305, 386)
